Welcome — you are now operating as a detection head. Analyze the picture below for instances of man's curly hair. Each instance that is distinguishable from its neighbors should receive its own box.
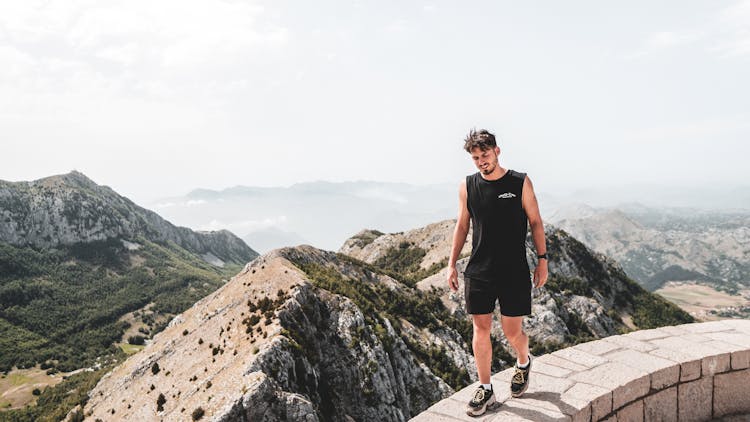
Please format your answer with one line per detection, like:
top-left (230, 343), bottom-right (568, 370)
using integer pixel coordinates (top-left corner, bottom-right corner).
top-left (463, 129), bottom-right (497, 152)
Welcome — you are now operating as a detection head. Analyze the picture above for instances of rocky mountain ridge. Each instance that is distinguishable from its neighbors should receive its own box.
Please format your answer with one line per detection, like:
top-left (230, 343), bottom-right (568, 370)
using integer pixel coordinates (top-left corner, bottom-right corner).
top-left (0, 172), bottom-right (261, 418)
top-left (548, 204), bottom-right (750, 293)
top-left (74, 219), bottom-right (692, 421)
top-left (79, 246), bottom-right (464, 421)
top-left (341, 219), bottom-right (693, 349)
top-left (0, 171), bottom-right (257, 265)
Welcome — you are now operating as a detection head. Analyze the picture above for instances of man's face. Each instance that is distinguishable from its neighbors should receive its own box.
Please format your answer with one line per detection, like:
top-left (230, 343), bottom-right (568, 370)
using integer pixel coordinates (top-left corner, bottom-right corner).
top-left (470, 146), bottom-right (500, 175)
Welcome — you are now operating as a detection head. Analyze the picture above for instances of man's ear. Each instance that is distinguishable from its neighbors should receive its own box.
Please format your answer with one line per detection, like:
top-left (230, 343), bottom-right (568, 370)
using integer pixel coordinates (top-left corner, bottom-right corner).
top-left (495, 146), bottom-right (501, 156)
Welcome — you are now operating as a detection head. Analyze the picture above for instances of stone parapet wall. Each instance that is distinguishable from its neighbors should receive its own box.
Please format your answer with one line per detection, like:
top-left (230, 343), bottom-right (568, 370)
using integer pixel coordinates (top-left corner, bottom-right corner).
top-left (411, 319), bottom-right (750, 421)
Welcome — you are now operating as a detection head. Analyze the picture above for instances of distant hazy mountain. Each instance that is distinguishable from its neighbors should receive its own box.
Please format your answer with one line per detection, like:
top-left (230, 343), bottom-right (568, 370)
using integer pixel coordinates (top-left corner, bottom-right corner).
top-left (548, 203), bottom-right (750, 294)
top-left (152, 180), bottom-right (750, 254)
top-left (541, 184), bottom-right (750, 212)
top-left (242, 227), bottom-right (309, 254)
top-left (150, 180), bottom-right (457, 251)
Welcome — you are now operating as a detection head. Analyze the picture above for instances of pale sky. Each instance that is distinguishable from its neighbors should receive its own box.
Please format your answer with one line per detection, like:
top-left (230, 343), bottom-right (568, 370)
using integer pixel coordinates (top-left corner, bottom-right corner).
top-left (2, 1), bottom-right (749, 205)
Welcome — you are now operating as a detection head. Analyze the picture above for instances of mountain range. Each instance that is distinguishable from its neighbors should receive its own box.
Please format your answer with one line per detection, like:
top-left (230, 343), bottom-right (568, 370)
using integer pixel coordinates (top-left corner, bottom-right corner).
top-left (548, 203), bottom-right (750, 292)
top-left (0, 172), bottom-right (257, 419)
top-left (0, 173), bottom-right (701, 421)
top-left (73, 220), bottom-right (690, 421)
top-left (149, 181), bottom-right (458, 253)
top-left (150, 180), bottom-right (750, 255)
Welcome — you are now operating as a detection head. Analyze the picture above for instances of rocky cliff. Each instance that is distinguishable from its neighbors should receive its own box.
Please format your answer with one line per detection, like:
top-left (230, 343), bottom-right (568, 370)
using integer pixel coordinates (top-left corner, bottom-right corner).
top-left (79, 246), bottom-right (464, 421)
top-left (0, 171), bottom-right (257, 265)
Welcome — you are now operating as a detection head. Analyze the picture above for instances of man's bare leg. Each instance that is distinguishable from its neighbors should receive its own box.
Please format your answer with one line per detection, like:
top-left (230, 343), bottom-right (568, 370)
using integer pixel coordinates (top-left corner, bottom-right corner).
top-left (472, 313), bottom-right (493, 384)
top-left (500, 315), bottom-right (529, 364)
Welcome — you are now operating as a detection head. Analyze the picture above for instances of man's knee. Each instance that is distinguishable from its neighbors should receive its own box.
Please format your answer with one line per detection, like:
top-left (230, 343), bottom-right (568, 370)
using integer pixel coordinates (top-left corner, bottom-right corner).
top-left (472, 314), bottom-right (493, 335)
top-left (501, 317), bottom-right (525, 341)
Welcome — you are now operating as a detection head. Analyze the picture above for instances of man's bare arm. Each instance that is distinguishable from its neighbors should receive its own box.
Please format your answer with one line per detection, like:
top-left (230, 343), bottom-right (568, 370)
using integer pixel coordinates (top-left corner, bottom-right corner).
top-left (447, 180), bottom-right (470, 291)
top-left (522, 176), bottom-right (548, 287)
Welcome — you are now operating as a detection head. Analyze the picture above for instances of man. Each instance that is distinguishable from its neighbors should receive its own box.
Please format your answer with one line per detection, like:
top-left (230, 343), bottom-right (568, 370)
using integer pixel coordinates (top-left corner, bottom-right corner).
top-left (447, 129), bottom-right (548, 416)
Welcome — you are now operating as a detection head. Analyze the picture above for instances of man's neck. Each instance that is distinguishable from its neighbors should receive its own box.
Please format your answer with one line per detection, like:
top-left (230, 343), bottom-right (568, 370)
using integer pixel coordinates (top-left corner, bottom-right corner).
top-left (480, 166), bottom-right (507, 181)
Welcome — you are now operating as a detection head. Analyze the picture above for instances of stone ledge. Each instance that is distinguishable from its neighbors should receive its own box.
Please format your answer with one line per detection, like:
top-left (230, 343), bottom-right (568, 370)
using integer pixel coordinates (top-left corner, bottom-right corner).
top-left (410, 319), bottom-right (750, 422)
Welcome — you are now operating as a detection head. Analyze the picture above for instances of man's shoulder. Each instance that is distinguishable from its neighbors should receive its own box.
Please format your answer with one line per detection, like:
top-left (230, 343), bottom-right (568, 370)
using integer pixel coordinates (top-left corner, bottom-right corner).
top-left (464, 172), bottom-right (480, 183)
top-left (508, 169), bottom-right (527, 180)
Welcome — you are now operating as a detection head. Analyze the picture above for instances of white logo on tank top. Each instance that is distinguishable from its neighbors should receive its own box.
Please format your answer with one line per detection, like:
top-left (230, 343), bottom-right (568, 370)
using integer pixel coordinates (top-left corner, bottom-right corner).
top-left (498, 192), bottom-right (516, 199)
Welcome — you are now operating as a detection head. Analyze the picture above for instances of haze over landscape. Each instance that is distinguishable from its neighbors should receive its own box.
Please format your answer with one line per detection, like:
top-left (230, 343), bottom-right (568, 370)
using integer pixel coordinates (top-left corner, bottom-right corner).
top-left (2, 0), bottom-right (750, 206)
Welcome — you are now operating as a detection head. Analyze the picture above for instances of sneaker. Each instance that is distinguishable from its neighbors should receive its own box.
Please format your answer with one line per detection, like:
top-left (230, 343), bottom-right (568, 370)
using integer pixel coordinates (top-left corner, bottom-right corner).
top-left (511, 354), bottom-right (532, 397)
top-left (466, 386), bottom-right (496, 417)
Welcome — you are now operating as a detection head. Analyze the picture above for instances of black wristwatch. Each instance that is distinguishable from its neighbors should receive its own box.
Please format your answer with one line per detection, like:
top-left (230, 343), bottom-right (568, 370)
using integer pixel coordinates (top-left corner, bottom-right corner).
top-left (537, 253), bottom-right (548, 260)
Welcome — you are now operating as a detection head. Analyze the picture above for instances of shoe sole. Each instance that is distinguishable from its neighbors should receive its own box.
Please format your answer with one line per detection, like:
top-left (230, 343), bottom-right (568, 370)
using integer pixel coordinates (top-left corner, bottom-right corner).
top-left (511, 378), bottom-right (529, 398)
top-left (466, 394), bottom-right (497, 417)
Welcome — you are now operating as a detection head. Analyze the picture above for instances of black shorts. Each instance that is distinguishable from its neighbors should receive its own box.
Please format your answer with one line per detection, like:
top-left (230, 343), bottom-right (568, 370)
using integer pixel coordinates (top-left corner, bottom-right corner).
top-left (464, 274), bottom-right (532, 316)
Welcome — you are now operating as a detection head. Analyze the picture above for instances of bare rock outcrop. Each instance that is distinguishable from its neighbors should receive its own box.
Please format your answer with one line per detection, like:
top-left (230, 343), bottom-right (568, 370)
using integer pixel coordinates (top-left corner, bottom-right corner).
top-left (80, 246), bottom-right (461, 421)
top-left (0, 171), bottom-right (257, 264)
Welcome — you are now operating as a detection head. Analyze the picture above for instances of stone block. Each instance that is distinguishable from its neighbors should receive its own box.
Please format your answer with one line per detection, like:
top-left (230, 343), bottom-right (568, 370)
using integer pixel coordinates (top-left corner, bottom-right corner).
top-left (702, 352), bottom-right (731, 376)
top-left (571, 405), bottom-right (591, 422)
top-left (491, 397), bottom-right (572, 422)
top-left (678, 377), bottom-right (712, 422)
top-left (604, 349), bottom-right (679, 390)
top-left (410, 410), bottom-right (468, 422)
top-left (616, 399), bottom-right (643, 422)
top-left (562, 381), bottom-right (611, 421)
top-left (678, 333), bottom-right (713, 343)
top-left (643, 386), bottom-right (676, 422)
top-left (698, 332), bottom-right (750, 370)
top-left (649, 337), bottom-right (731, 378)
top-left (680, 321), bottom-right (735, 334)
top-left (485, 409), bottom-right (543, 422)
top-left (716, 319), bottom-right (750, 334)
top-left (533, 360), bottom-right (573, 378)
top-left (655, 326), bottom-right (688, 336)
top-left (569, 362), bottom-right (649, 410)
top-left (702, 331), bottom-right (750, 348)
top-left (714, 369), bottom-right (750, 417)
top-left (731, 349), bottom-right (750, 370)
top-left (537, 354), bottom-right (589, 372)
top-left (552, 347), bottom-right (609, 369)
top-left (573, 339), bottom-right (621, 356)
top-left (648, 347), bottom-right (702, 382)
top-left (625, 329), bottom-right (668, 342)
top-left (602, 335), bottom-right (656, 353)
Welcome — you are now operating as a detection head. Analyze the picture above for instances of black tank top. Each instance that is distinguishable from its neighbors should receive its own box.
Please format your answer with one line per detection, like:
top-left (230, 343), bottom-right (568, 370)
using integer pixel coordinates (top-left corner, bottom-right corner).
top-left (464, 169), bottom-right (530, 281)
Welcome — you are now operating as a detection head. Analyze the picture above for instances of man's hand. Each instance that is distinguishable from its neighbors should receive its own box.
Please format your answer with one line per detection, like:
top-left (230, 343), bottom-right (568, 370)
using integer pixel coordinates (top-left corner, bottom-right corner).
top-left (447, 266), bottom-right (459, 292)
top-left (533, 260), bottom-right (548, 288)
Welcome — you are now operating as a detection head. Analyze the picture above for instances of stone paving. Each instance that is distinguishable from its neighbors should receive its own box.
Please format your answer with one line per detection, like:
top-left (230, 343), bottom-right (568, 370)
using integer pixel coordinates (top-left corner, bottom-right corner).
top-left (410, 320), bottom-right (750, 422)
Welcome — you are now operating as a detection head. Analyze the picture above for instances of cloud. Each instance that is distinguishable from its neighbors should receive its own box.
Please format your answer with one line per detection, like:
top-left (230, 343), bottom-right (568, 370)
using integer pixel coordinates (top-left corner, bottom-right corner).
top-left (623, 30), bottom-right (704, 59)
top-left (354, 187), bottom-right (408, 204)
top-left (0, 0), bottom-right (290, 141)
top-left (0, 1), bottom-right (289, 68)
top-left (0, 0), bottom-right (290, 108)
top-left (713, 0), bottom-right (750, 57)
top-left (200, 216), bottom-right (289, 233)
top-left (624, 1), bottom-right (750, 59)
